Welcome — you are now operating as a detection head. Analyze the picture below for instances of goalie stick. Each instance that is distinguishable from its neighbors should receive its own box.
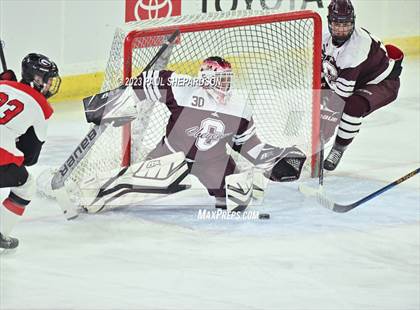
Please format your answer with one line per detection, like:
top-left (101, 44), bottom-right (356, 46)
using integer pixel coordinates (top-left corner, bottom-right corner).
top-left (299, 167), bottom-right (420, 213)
top-left (48, 29), bottom-right (180, 219)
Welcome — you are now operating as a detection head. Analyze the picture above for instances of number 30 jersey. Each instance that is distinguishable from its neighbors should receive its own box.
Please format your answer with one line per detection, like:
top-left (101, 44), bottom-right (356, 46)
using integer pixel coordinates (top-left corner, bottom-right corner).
top-left (0, 81), bottom-right (53, 166)
top-left (134, 70), bottom-right (261, 162)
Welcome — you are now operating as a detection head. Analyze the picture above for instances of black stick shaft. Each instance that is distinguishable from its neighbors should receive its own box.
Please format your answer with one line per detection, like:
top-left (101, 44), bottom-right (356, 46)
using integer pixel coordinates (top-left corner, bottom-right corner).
top-left (143, 29), bottom-right (179, 72)
top-left (0, 39), bottom-right (7, 71)
top-left (333, 167), bottom-right (420, 212)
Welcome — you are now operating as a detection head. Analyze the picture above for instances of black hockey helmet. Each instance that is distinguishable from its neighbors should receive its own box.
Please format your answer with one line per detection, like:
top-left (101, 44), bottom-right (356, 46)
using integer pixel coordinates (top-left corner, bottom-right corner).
top-left (328, 0), bottom-right (355, 45)
top-left (21, 53), bottom-right (61, 98)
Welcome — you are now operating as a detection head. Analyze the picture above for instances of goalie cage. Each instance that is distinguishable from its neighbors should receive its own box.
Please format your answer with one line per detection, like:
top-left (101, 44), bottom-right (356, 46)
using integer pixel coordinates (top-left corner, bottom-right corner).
top-left (60, 9), bottom-right (322, 203)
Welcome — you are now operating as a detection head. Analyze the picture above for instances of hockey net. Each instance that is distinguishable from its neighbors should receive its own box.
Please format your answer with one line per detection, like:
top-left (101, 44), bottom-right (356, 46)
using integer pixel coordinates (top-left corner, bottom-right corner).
top-left (65, 9), bottom-right (321, 198)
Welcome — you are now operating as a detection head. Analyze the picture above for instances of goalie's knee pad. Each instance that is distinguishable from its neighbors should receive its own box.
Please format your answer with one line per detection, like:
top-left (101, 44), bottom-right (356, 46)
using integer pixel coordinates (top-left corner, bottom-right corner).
top-left (127, 152), bottom-right (189, 188)
top-left (83, 152), bottom-right (190, 214)
top-left (252, 170), bottom-right (269, 200)
top-left (225, 170), bottom-right (254, 212)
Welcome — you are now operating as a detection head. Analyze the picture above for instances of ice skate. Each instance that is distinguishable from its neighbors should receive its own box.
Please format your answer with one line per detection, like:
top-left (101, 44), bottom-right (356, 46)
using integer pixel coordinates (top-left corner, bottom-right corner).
top-left (0, 233), bottom-right (19, 250)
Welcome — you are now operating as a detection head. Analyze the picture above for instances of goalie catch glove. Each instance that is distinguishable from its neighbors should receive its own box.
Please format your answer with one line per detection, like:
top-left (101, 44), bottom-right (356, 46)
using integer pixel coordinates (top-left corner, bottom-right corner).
top-left (253, 144), bottom-right (306, 182)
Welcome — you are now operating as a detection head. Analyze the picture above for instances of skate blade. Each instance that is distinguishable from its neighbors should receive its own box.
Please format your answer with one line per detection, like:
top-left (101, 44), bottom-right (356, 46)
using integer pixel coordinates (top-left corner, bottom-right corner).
top-left (0, 248), bottom-right (18, 255)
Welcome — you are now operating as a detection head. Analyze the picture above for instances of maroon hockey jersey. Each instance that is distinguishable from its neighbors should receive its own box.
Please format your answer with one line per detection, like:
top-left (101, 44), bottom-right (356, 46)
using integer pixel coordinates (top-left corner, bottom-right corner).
top-left (322, 27), bottom-right (396, 98)
top-left (134, 70), bottom-right (261, 162)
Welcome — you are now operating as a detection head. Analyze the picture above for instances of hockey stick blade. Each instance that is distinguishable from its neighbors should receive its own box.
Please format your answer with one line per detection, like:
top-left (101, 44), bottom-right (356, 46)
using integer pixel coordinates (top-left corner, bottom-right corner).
top-left (299, 168), bottom-right (420, 213)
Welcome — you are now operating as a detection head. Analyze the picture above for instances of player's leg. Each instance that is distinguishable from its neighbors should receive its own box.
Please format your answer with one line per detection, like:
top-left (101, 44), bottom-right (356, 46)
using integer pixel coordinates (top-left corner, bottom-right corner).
top-left (146, 137), bottom-right (174, 159)
top-left (0, 126), bottom-right (43, 249)
top-left (191, 156), bottom-right (253, 212)
top-left (324, 79), bottom-right (400, 171)
top-left (0, 164), bottom-right (34, 249)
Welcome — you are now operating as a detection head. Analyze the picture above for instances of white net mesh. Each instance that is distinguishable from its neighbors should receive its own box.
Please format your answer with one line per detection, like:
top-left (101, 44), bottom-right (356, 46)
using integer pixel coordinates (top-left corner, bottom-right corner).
top-left (66, 9), bottom-right (321, 197)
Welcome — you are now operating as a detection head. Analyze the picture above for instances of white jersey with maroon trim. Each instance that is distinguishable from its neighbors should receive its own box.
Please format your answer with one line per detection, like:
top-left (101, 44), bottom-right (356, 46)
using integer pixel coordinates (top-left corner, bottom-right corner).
top-left (137, 70), bottom-right (260, 162)
top-left (0, 81), bottom-right (53, 166)
top-left (322, 27), bottom-right (395, 98)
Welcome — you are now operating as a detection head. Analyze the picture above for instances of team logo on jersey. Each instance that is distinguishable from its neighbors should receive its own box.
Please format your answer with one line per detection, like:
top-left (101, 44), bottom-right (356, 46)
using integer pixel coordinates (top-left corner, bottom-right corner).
top-left (185, 118), bottom-right (231, 151)
top-left (322, 56), bottom-right (339, 85)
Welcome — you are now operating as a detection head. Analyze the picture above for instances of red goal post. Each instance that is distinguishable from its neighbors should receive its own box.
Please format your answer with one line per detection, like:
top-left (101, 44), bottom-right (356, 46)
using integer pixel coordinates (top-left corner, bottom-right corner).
top-left (121, 10), bottom-right (322, 176)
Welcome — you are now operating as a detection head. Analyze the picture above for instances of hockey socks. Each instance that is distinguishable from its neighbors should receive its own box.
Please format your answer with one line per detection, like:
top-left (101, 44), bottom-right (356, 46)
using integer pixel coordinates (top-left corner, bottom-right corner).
top-left (0, 174), bottom-right (34, 246)
top-left (1, 192), bottom-right (29, 241)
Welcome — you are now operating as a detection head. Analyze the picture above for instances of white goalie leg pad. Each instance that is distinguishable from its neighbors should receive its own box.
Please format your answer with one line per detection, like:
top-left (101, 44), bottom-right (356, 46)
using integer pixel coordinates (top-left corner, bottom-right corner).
top-left (225, 169), bottom-right (254, 212)
top-left (121, 152), bottom-right (188, 188)
top-left (84, 152), bottom-right (190, 213)
top-left (252, 169), bottom-right (269, 202)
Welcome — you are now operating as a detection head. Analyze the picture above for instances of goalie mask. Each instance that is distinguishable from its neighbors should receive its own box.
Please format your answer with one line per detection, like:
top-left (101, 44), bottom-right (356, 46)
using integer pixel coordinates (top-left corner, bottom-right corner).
top-left (21, 53), bottom-right (61, 98)
top-left (328, 0), bottom-right (355, 46)
top-left (198, 56), bottom-right (233, 104)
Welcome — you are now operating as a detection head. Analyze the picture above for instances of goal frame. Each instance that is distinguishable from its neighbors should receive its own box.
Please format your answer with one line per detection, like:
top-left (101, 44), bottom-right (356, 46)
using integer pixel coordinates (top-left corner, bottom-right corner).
top-left (121, 10), bottom-right (322, 176)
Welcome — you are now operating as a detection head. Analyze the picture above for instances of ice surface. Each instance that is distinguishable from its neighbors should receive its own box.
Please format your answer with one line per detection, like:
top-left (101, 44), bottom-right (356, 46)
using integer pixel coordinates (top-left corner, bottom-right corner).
top-left (0, 59), bottom-right (419, 310)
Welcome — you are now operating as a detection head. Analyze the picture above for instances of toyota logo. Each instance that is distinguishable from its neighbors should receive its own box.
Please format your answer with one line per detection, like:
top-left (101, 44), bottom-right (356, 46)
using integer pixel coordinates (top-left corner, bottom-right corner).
top-left (134, 0), bottom-right (173, 21)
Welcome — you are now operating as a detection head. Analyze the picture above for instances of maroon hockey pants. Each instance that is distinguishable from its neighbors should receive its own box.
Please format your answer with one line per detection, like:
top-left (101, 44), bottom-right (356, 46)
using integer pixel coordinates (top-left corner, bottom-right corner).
top-left (147, 141), bottom-right (236, 200)
top-left (355, 78), bottom-right (400, 116)
top-left (336, 78), bottom-right (400, 146)
top-left (322, 78), bottom-right (400, 146)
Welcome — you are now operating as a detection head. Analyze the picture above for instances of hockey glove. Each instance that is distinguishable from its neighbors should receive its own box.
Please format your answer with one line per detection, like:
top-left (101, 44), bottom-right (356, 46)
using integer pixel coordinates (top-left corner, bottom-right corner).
top-left (252, 144), bottom-right (306, 182)
top-left (265, 146), bottom-right (306, 182)
top-left (0, 69), bottom-right (17, 81)
top-left (16, 126), bottom-right (44, 166)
